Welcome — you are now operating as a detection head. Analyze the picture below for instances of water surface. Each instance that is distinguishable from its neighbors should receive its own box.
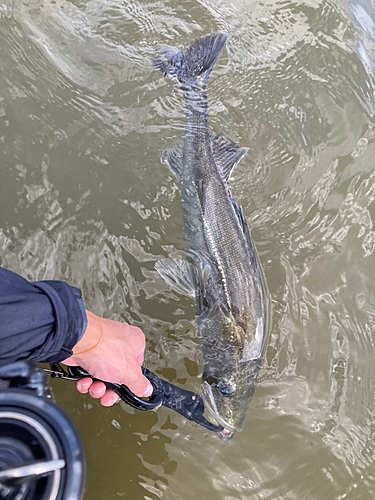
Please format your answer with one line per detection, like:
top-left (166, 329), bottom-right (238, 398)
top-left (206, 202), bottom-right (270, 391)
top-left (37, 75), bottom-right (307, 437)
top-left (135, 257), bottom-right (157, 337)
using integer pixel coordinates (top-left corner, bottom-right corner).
top-left (1, 0), bottom-right (375, 498)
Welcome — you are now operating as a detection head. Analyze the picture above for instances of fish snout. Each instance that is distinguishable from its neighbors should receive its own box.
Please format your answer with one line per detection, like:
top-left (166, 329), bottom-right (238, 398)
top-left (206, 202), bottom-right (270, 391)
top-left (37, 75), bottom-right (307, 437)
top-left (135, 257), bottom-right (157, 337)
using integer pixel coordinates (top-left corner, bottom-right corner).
top-left (200, 381), bottom-right (241, 435)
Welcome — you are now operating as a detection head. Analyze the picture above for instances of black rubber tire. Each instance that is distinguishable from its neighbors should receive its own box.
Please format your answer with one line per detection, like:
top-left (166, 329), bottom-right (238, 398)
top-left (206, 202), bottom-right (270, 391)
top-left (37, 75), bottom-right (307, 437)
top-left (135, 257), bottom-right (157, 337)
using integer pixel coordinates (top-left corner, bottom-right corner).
top-left (0, 388), bottom-right (85, 500)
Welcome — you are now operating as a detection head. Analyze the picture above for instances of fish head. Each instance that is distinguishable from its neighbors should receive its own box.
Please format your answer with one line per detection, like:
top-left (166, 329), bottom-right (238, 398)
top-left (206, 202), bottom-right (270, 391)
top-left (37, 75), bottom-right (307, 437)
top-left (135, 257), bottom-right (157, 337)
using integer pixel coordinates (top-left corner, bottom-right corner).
top-left (198, 302), bottom-right (263, 436)
top-left (200, 358), bottom-right (261, 437)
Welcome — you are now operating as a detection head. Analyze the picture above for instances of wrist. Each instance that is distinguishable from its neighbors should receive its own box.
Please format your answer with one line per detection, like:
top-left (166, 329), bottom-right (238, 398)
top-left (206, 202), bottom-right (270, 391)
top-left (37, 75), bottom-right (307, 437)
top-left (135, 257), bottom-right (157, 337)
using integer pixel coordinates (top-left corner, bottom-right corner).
top-left (72, 311), bottom-right (103, 357)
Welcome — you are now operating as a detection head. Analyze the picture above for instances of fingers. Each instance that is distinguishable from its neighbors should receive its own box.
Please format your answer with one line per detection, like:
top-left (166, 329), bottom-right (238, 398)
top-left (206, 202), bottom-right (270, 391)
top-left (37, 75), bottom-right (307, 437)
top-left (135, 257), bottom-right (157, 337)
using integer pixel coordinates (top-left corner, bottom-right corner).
top-left (88, 380), bottom-right (107, 399)
top-left (77, 379), bottom-right (106, 398)
top-left (76, 377), bottom-right (92, 394)
top-left (74, 363), bottom-right (153, 401)
top-left (100, 390), bottom-right (120, 407)
top-left (75, 379), bottom-right (119, 407)
top-left (76, 371), bottom-right (152, 403)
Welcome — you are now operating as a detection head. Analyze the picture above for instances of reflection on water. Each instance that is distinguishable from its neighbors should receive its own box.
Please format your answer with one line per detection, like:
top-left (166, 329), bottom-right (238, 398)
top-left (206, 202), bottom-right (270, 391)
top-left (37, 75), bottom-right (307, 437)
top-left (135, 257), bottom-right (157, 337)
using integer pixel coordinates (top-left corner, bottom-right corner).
top-left (1, 0), bottom-right (375, 498)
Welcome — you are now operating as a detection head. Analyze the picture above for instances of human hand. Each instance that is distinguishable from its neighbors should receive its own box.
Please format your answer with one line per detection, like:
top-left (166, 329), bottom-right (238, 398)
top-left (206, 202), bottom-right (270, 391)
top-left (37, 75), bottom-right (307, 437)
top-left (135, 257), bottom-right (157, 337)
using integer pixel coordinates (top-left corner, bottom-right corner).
top-left (62, 311), bottom-right (153, 407)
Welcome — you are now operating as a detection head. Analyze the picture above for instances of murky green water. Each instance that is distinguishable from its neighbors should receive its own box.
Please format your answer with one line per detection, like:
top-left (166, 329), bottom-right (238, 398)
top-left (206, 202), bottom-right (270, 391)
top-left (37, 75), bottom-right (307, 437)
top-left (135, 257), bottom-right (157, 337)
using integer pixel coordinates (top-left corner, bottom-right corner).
top-left (1, 0), bottom-right (375, 498)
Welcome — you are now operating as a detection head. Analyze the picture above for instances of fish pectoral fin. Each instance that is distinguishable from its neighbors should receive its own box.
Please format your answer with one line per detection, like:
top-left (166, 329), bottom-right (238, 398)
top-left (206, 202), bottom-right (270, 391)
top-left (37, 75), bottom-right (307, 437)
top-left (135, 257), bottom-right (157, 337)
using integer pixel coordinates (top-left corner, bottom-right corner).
top-left (212, 134), bottom-right (248, 183)
top-left (155, 258), bottom-right (201, 298)
top-left (161, 142), bottom-right (183, 177)
top-left (199, 263), bottom-right (210, 295)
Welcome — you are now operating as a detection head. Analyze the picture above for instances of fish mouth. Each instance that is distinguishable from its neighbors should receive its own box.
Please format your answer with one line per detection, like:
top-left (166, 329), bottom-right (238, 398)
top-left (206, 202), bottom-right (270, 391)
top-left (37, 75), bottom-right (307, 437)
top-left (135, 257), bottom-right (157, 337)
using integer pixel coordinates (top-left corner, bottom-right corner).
top-left (218, 428), bottom-right (235, 441)
top-left (200, 381), bottom-right (238, 438)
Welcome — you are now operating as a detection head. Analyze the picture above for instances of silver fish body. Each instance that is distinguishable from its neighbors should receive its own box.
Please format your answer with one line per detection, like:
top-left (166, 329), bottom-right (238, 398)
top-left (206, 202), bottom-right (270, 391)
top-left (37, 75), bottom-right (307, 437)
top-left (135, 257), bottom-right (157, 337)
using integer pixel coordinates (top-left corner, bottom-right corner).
top-left (154, 33), bottom-right (268, 435)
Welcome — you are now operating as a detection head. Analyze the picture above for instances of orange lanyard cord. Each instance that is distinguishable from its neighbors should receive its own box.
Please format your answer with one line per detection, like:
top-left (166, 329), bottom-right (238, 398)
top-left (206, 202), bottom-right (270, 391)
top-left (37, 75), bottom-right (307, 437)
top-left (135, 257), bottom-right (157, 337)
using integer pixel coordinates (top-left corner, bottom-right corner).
top-left (73, 313), bottom-right (103, 355)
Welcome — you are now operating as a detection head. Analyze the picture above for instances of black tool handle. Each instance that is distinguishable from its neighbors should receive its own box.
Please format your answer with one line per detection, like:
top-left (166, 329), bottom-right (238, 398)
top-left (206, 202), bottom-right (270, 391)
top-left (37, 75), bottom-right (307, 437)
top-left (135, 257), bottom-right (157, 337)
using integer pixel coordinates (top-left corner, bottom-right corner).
top-left (67, 366), bottom-right (163, 411)
top-left (66, 365), bottom-right (223, 433)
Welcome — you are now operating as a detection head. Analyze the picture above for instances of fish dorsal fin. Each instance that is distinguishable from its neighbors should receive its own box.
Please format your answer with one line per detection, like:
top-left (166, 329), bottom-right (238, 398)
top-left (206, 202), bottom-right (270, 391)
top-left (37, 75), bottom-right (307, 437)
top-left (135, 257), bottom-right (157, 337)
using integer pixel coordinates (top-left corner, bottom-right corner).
top-left (161, 142), bottom-right (183, 177)
top-left (155, 258), bottom-right (205, 298)
top-left (212, 134), bottom-right (248, 183)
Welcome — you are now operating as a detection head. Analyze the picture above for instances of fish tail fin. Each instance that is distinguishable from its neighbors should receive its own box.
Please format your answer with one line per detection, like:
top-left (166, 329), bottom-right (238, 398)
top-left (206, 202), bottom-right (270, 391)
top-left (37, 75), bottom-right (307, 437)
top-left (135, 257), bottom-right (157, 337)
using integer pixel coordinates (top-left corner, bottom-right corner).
top-left (153, 32), bottom-right (228, 87)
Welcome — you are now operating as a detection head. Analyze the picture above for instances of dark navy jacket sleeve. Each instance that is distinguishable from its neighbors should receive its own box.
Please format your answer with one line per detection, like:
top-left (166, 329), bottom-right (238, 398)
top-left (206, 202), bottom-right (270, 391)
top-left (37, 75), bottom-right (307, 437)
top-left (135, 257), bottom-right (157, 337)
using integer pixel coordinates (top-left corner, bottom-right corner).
top-left (0, 267), bottom-right (86, 365)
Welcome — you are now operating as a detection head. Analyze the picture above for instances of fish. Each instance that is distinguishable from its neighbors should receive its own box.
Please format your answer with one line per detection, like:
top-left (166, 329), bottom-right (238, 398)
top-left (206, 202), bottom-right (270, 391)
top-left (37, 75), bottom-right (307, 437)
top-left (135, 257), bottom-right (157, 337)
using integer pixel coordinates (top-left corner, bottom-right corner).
top-left (153, 33), bottom-right (268, 439)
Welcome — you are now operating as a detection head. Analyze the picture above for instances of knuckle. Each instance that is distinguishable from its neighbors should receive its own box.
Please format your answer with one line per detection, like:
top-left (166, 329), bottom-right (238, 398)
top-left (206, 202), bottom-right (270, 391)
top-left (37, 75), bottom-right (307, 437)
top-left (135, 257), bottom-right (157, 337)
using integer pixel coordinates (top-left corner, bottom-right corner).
top-left (129, 325), bottom-right (144, 338)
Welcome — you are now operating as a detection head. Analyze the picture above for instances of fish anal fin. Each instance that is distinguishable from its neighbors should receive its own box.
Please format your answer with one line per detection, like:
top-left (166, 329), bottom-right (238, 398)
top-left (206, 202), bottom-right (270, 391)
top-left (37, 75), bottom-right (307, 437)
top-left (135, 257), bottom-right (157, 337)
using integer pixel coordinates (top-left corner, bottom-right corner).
top-left (212, 134), bottom-right (247, 183)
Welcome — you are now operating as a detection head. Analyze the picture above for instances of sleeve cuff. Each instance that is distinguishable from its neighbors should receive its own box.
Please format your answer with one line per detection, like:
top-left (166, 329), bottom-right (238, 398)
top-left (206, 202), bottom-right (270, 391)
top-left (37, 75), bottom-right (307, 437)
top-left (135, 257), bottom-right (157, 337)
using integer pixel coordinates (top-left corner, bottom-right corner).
top-left (75, 296), bottom-right (87, 344)
top-left (66, 285), bottom-right (87, 344)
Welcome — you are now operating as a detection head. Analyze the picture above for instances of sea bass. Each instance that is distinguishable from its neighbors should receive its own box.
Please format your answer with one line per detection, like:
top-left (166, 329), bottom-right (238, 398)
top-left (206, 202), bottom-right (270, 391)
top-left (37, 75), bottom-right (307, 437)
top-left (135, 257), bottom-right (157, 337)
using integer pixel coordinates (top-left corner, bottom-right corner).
top-left (154, 33), bottom-right (267, 439)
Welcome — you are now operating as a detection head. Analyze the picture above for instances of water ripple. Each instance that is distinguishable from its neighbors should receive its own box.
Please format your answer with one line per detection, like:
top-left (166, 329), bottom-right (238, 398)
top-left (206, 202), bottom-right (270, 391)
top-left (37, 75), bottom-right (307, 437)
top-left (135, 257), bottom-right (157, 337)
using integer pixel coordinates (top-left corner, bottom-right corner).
top-left (2, 0), bottom-right (375, 498)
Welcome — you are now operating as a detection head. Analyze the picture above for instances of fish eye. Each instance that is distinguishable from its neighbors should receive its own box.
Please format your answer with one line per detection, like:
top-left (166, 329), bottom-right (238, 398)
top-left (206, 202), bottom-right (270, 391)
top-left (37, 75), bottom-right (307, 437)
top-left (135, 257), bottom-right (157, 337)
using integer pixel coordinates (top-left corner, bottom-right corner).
top-left (217, 381), bottom-right (235, 398)
top-left (202, 371), bottom-right (219, 386)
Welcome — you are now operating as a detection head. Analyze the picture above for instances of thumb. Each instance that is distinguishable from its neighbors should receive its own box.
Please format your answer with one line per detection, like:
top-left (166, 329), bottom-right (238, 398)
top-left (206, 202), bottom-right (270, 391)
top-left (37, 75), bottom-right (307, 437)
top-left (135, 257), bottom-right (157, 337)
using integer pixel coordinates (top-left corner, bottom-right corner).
top-left (125, 367), bottom-right (153, 398)
top-left (62, 356), bottom-right (79, 367)
top-left (138, 376), bottom-right (154, 397)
